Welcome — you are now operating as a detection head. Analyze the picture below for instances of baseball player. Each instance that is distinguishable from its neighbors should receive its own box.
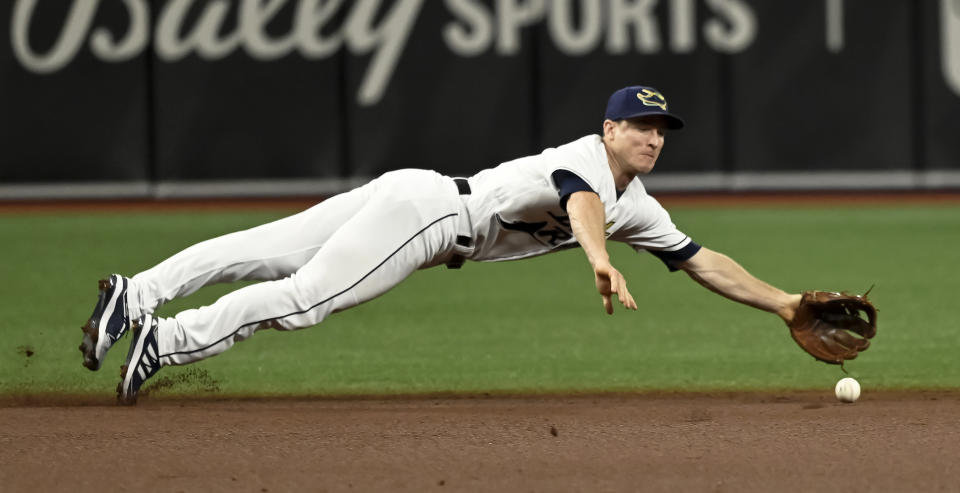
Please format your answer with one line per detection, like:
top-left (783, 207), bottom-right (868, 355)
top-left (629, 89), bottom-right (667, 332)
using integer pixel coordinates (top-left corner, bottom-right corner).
top-left (79, 85), bottom-right (860, 405)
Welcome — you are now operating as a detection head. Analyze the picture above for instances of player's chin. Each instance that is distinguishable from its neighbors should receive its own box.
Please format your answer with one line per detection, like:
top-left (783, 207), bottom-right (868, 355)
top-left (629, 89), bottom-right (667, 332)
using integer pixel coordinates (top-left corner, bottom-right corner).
top-left (634, 160), bottom-right (656, 174)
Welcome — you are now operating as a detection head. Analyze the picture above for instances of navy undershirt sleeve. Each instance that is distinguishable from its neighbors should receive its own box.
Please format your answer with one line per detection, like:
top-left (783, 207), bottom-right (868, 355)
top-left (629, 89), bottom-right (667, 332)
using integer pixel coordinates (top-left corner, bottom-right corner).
top-left (649, 241), bottom-right (702, 272)
top-left (551, 169), bottom-right (596, 211)
top-left (552, 168), bottom-right (699, 271)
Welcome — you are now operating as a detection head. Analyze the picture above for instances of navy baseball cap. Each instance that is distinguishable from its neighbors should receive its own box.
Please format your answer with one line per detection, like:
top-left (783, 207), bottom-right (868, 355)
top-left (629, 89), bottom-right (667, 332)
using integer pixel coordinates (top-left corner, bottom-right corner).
top-left (604, 85), bottom-right (684, 129)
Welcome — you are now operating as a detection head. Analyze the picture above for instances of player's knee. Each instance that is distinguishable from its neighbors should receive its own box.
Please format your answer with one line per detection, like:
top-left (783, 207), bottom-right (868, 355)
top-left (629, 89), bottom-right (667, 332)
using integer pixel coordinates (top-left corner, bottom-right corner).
top-left (284, 273), bottom-right (360, 322)
top-left (287, 273), bottom-right (319, 307)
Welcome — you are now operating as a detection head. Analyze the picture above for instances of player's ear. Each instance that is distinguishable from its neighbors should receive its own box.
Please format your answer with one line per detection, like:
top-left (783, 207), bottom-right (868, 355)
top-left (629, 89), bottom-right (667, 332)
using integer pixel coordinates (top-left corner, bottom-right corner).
top-left (602, 119), bottom-right (617, 139)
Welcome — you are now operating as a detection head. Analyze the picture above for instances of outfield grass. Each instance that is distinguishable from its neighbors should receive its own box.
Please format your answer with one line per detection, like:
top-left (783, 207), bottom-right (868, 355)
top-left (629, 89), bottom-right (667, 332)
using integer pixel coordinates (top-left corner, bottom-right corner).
top-left (1, 202), bottom-right (957, 398)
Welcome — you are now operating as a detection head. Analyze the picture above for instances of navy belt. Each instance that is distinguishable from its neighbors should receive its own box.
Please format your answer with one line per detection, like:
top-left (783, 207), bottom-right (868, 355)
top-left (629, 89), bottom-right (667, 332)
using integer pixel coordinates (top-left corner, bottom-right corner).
top-left (454, 177), bottom-right (471, 195)
top-left (448, 177), bottom-right (472, 269)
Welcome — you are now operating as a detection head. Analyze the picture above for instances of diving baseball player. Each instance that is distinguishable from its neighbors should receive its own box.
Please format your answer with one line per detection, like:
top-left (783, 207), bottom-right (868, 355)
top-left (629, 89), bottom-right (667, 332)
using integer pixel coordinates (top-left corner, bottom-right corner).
top-left (80, 85), bottom-right (868, 405)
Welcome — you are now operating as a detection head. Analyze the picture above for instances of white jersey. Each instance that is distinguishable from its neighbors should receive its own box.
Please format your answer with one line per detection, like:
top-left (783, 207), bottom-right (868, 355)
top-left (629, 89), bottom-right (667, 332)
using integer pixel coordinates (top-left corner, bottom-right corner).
top-left (463, 134), bottom-right (693, 262)
top-left (115, 136), bottom-right (696, 383)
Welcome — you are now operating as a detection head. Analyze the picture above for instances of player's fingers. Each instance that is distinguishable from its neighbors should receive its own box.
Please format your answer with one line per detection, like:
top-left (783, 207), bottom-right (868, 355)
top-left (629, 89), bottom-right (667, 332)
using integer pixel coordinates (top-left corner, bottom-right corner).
top-left (602, 294), bottom-right (613, 315)
top-left (594, 271), bottom-right (611, 296)
top-left (618, 291), bottom-right (636, 311)
top-left (619, 285), bottom-right (638, 311)
top-left (609, 273), bottom-right (637, 311)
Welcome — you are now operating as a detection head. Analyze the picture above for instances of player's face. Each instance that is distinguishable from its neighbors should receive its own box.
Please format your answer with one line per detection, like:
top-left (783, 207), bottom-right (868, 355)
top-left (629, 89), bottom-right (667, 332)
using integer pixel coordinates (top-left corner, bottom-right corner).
top-left (604, 117), bottom-right (666, 175)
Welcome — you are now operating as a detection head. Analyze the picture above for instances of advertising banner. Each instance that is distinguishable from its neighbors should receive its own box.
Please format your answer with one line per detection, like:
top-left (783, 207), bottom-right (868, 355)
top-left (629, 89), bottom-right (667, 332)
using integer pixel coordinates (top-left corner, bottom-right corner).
top-left (1, 0), bottom-right (959, 195)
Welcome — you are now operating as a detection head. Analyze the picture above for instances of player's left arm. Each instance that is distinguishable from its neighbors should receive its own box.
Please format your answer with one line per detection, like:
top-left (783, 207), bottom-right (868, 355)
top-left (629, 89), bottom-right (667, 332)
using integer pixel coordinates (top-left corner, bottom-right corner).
top-left (676, 247), bottom-right (802, 323)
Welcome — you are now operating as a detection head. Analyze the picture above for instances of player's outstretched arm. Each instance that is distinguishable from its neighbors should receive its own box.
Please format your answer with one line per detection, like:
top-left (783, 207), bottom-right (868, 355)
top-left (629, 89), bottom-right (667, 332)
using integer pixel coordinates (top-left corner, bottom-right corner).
top-left (676, 247), bottom-right (801, 324)
top-left (566, 191), bottom-right (638, 314)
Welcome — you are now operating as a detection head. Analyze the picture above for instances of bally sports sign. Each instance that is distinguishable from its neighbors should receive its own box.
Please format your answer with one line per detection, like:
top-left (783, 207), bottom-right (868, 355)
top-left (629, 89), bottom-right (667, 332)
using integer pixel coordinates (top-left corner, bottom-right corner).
top-left (12, 0), bottom-right (960, 105)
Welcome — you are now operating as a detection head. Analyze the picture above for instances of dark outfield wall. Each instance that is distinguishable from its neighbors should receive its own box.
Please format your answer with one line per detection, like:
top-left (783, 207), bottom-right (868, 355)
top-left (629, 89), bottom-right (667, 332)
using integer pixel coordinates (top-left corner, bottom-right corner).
top-left (1, 0), bottom-right (959, 191)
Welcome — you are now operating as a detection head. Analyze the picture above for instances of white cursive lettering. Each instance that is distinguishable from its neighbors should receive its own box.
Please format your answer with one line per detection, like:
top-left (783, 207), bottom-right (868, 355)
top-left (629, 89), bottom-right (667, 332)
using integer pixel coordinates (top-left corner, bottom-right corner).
top-left (12, 0), bottom-right (99, 73)
top-left (295, 0), bottom-right (345, 58)
top-left (11, 0), bottom-right (768, 105)
top-left (344, 0), bottom-right (425, 105)
top-left (90, 0), bottom-right (149, 62)
top-left (155, 0), bottom-right (240, 60)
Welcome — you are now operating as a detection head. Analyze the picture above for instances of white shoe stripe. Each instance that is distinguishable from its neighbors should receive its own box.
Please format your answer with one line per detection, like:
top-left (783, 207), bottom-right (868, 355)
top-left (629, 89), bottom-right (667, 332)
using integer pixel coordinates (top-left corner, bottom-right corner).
top-left (98, 279), bottom-right (122, 347)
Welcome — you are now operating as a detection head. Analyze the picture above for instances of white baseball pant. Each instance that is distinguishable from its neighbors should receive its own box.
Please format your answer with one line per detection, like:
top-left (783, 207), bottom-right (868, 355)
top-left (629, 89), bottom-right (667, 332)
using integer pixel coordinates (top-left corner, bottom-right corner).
top-left (126, 169), bottom-right (470, 366)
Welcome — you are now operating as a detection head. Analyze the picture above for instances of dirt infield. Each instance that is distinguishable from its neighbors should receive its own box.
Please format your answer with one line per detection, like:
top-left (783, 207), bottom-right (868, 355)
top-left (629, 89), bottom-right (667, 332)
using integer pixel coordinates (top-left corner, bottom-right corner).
top-left (2, 392), bottom-right (958, 492)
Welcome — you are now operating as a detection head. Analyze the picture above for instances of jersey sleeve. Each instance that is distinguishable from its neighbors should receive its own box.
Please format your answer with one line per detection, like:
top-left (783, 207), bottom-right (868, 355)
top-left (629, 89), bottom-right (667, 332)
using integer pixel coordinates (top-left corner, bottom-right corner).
top-left (647, 240), bottom-right (702, 271)
top-left (551, 169), bottom-right (597, 211)
top-left (612, 193), bottom-right (701, 271)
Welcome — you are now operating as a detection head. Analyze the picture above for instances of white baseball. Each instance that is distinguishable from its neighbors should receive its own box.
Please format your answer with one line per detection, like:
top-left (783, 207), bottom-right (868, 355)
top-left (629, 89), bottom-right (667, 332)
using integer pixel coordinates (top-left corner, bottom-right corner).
top-left (834, 377), bottom-right (861, 403)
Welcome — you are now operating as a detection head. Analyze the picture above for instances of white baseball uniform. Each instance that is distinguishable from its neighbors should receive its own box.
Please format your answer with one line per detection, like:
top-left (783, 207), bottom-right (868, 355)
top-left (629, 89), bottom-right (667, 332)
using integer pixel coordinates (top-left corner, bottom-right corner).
top-left (127, 134), bottom-right (696, 366)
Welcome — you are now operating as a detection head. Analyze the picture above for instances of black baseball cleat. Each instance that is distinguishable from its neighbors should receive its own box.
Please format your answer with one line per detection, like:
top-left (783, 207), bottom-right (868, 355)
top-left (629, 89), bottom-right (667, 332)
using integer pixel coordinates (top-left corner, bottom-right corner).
top-left (79, 274), bottom-right (132, 371)
top-left (117, 314), bottom-right (162, 406)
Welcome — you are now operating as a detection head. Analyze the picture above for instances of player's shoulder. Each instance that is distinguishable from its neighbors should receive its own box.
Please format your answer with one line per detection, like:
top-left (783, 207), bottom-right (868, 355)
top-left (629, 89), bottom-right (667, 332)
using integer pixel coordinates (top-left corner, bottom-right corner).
top-left (546, 134), bottom-right (606, 176)
top-left (551, 134), bottom-right (604, 156)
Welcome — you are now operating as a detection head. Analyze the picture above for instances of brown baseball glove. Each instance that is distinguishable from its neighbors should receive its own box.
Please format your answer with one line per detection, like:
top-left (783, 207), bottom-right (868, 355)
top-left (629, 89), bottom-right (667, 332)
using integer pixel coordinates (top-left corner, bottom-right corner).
top-left (788, 290), bottom-right (877, 364)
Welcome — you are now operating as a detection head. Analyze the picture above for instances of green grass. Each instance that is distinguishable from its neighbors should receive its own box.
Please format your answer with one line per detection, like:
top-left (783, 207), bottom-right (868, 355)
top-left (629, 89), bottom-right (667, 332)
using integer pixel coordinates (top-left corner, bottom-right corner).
top-left (1, 203), bottom-right (957, 399)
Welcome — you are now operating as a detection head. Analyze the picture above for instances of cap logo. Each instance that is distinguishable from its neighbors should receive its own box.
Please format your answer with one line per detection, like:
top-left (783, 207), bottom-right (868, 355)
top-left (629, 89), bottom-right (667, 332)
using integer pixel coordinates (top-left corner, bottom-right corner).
top-left (637, 89), bottom-right (667, 110)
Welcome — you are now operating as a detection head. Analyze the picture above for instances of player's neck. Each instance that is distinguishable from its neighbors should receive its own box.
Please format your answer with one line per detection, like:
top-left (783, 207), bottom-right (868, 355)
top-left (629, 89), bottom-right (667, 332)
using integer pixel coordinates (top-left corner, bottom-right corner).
top-left (604, 143), bottom-right (635, 191)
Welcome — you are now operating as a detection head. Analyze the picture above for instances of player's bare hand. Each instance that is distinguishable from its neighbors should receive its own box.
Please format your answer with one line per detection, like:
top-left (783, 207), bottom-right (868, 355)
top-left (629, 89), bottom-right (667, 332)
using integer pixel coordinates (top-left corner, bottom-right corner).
top-left (594, 263), bottom-right (637, 314)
